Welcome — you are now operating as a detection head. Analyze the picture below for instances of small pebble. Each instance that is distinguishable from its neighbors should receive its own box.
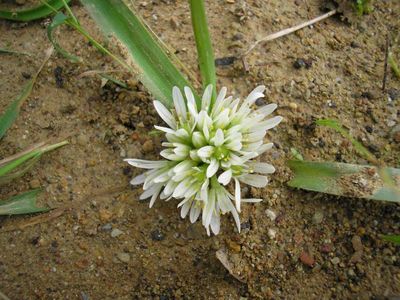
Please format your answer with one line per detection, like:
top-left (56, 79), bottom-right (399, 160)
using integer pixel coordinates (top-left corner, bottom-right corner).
top-left (265, 209), bottom-right (277, 221)
top-left (111, 229), bottom-right (124, 238)
top-left (101, 223), bottom-right (112, 231)
top-left (267, 228), bottom-right (276, 239)
top-left (289, 102), bottom-right (298, 111)
top-left (142, 140), bottom-right (154, 153)
top-left (312, 211), bottom-right (324, 224)
top-left (151, 229), bottom-right (165, 241)
top-left (299, 251), bottom-right (315, 267)
top-left (331, 257), bottom-right (340, 265)
top-left (116, 252), bottom-right (130, 263)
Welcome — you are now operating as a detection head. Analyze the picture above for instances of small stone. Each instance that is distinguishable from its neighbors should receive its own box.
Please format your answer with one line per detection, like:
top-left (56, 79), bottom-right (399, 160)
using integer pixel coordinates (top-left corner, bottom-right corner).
top-left (111, 229), bottom-right (124, 238)
top-left (99, 209), bottom-right (113, 222)
top-left (299, 251), bottom-right (315, 267)
top-left (267, 228), bottom-right (276, 239)
top-left (116, 252), bottom-right (130, 263)
top-left (142, 140), bottom-right (154, 153)
top-left (293, 58), bottom-right (312, 69)
top-left (331, 257), bottom-right (340, 265)
top-left (321, 243), bottom-right (332, 253)
top-left (29, 179), bottom-right (41, 189)
top-left (289, 102), bottom-right (298, 111)
top-left (351, 235), bottom-right (363, 252)
top-left (170, 17), bottom-right (179, 29)
top-left (101, 223), bottom-right (112, 231)
top-left (151, 229), bottom-right (164, 241)
top-left (265, 209), bottom-right (277, 221)
top-left (226, 240), bottom-right (241, 252)
top-left (312, 211), bottom-right (324, 224)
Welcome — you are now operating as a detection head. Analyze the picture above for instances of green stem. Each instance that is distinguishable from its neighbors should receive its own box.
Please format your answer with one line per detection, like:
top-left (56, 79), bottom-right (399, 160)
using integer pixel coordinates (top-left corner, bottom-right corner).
top-left (188, 0), bottom-right (217, 104)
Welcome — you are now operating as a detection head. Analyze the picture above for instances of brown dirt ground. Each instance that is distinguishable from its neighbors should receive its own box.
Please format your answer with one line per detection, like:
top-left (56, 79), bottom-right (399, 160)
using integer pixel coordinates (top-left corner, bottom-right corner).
top-left (0, 0), bottom-right (399, 299)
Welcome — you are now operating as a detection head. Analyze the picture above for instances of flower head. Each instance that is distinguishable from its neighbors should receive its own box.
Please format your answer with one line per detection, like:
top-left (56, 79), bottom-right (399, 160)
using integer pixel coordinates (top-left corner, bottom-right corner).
top-left (125, 85), bottom-right (282, 235)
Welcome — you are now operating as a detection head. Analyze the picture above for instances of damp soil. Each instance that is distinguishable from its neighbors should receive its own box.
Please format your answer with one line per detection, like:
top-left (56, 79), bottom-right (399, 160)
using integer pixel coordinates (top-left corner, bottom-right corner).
top-left (0, 0), bottom-right (399, 299)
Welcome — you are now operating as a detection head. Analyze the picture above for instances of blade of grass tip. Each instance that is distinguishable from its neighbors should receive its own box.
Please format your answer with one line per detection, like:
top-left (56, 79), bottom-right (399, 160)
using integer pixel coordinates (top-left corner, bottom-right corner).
top-left (188, 0), bottom-right (217, 103)
top-left (0, 142), bottom-right (45, 167)
top-left (100, 74), bottom-right (128, 89)
top-left (0, 48), bottom-right (31, 56)
top-left (80, 0), bottom-right (198, 107)
top-left (0, 0), bottom-right (70, 22)
top-left (0, 47), bottom-right (53, 140)
top-left (388, 53), bottom-right (400, 79)
top-left (315, 119), bottom-right (378, 165)
top-left (47, 12), bottom-right (82, 62)
top-left (0, 189), bottom-right (49, 215)
top-left (381, 235), bottom-right (400, 245)
top-left (0, 155), bottom-right (41, 185)
top-left (0, 140), bottom-right (68, 178)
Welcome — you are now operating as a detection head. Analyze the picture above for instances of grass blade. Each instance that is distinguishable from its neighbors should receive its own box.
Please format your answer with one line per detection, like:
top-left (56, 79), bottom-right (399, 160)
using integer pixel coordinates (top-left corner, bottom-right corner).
top-left (188, 0), bottom-right (217, 102)
top-left (0, 48), bottom-right (53, 140)
top-left (0, 140), bottom-right (68, 178)
top-left (381, 235), bottom-right (400, 245)
top-left (0, 48), bottom-right (31, 56)
top-left (47, 12), bottom-right (82, 62)
top-left (316, 119), bottom-right (378, 164)
top-left (288, 160), bottom-right (400, 202)
top-left (0, 0), bottom-right (69, 22)
top-left (388, 53), bottom-right (400, 79)
top-left (0, 189), bottom-right (49, 215)
top-left (80, 0), bottom-right (198, 107)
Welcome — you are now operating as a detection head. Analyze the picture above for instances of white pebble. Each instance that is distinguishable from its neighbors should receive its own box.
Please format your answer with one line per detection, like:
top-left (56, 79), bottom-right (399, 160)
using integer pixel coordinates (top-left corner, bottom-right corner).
top-left (267, 228), bottom-right (276, 239)
top-left (265, 209), bottom-right (277, 221)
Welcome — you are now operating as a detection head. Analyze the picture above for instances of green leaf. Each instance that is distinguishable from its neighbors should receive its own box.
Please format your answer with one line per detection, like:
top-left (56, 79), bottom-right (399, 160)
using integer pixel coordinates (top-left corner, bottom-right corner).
top-left (388, 53), bottom-right (400, 79)
top-left (188, 0), bottom-right (217, 102)
top-left (316, 119), bottom-right (378, 164)
top-left (80, 0), bottom-right (198, 107)
top-left (0, 0), bottom-right (70, 22)
top-left (0, 48), bottom-right (52, 140)
top-left (0, 189), bottom-right (49, 215)
top-left (381, 235), bottom-right (400, 245)
top-left (0, 48), bottom-right (31, 56)
top-left (288, 160), bottom-right (400, 202)
top-left (47, 12), bottom-right (82, 62)
top-left (0, 140), bottom-right (68, 180)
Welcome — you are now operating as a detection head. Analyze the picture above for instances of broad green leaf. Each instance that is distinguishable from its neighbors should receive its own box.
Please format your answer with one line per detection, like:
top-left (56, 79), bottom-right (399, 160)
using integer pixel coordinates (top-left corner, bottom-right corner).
top-left (288, 160), bottom-right (400, 202)
top-left (0, 48), bottom-right (52, 140)
top-left (381, 235), bottom-right (400, 245)
top-left (188, 0), bottom-right (217, 102)
top-left (80, 0), bottom-right (198, 107)
top-left (0, 0), bottom-right (70, 22)
top-left (47, 12), bottom-right (82, 62)
top-left (0, 189), bottom-right (49, 215)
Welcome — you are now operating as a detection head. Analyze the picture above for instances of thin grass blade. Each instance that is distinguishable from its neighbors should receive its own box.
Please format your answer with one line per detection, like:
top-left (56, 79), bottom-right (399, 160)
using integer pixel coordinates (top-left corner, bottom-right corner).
top-left (0, 48), bottom-right (52, 139)
top-left (0, 189), bottom-right (49, 215)
top-left (0, 0), bottom-right (69, 22)
top-left (188, 0), bottom-right (217, 102)
top-left (0, 48), bottom-right (31, 56)
top-left (381, 235), bottom-right (400, 245)
top-left (80, 0), bottom-right (198, 107)
top-left (288, 160), bottom-right (400, 202)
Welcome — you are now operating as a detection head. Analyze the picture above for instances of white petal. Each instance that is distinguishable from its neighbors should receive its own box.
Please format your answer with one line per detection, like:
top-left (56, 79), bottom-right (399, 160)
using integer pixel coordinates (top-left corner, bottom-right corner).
top-left (210, 213), bottom-right (221, 235)
top-left (198, 146), bottom-right (214, 158)
top-left (180, 200), bottom-right (192, 218)
top-left (154, 125), bottom-right (176, 135)
top-left (257, 143), bottom-right (274, 155)
top-left (214, 109), bottom-right (230, 129)
top-left (173, 86), bottom-right (187, 121)
top-left (202, 84), bottom-right (213, 111)
top-left (153, 100), bottom-right (177, 129)
top-left (202, 189), bottom-right (215, 228)
top-left (257, 103), bottom-right (277, 116)
top-left (130, 173), bottom-right (146, 185)
top-left (206, 159), bottom-right (219, 178)
top-left (257, 116), bottom-right (283, 131)
top-left (234, 178), bottom-right (241, 212)
top-left (140, 183), bottom-right (162, 200)
top-left (212, 128), bottom-right (224, 147)
top-left (184, 86), bottom-right (198, 118)
top-left (239, 174), bottom-right (269, 188)
top-left (218, 169), bottom-right (232, 185)
top-left (245, 85), bottom-right (265, 106)
top-left (124, 159), bottom-right (168, 169)
top-left (248, 162), bottom-right (275, 174)
top-left (190, 204), bottom-right (201, 223)
top-left (149, 185), bottom-right (163, 208)
top-left (241, 198), bottom-right (263, 203)
top-left (192, 131), bottom-right (206, 148)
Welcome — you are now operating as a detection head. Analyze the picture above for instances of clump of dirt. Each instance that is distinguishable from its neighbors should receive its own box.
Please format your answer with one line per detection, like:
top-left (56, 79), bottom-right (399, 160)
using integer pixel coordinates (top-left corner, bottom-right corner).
top-left (0, 0), bottom-right (399, 299)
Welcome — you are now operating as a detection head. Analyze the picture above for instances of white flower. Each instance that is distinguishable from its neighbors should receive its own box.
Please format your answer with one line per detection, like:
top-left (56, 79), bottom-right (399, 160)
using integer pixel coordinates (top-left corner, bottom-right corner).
top-left (125, 85), bottom-right (282, 235)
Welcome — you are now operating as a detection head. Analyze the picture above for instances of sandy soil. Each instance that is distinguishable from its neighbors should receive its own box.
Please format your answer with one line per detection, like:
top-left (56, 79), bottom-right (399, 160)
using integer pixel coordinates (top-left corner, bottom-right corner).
top-left (0, 0), bottom-right (399, 299)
